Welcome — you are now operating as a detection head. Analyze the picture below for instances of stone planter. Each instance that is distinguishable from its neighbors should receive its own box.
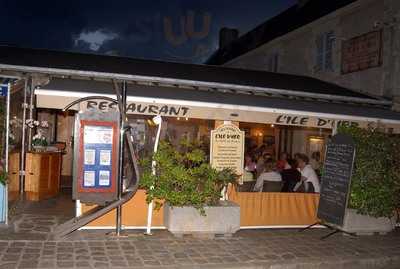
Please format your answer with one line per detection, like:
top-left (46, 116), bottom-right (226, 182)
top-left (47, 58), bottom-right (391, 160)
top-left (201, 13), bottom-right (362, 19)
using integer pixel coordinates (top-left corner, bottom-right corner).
top-left (342, 209), bottom-right (395, 235)
top-left (164, 201), bottom-right (240, 238)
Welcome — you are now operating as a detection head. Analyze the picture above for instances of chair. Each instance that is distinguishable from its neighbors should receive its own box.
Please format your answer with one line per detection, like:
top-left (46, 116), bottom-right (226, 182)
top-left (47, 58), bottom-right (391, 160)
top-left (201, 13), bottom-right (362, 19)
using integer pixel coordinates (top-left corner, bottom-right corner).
top-left (237, 181), bottom-right (256, 192)
top-left (262, 181), bottom-right (283, 192)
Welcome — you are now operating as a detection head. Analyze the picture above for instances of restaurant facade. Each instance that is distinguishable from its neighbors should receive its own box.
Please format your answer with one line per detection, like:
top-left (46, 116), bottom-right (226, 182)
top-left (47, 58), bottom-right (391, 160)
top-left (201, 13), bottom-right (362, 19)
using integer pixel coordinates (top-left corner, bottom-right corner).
top-left (0, 46), bottom-right (400, 230)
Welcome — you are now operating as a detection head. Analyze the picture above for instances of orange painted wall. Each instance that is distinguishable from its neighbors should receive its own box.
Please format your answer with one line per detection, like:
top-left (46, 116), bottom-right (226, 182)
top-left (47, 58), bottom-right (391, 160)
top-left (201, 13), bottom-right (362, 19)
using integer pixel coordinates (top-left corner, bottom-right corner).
top-left (82, 190), bottom-right (164, 227)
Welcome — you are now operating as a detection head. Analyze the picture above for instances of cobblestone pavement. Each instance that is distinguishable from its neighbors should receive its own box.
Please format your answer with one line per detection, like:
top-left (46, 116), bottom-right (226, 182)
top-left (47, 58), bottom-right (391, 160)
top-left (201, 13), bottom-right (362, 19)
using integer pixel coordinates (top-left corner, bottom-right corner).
top-left (0, 228), bottom-right (398, 269)
top-left (1, 193), bottom-right (399, 268)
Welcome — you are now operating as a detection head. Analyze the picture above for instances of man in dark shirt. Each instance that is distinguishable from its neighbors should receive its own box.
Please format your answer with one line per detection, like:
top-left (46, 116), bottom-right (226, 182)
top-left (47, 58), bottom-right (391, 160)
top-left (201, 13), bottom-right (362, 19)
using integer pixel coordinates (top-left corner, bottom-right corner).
top-left (281, 159), bottom-right (301, 192)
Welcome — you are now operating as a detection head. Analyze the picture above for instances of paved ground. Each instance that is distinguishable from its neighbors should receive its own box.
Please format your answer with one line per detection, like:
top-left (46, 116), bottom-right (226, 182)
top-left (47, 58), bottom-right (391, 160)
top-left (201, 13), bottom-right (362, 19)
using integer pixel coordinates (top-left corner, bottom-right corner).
top-left (0, 193), bottom-right (399, 269)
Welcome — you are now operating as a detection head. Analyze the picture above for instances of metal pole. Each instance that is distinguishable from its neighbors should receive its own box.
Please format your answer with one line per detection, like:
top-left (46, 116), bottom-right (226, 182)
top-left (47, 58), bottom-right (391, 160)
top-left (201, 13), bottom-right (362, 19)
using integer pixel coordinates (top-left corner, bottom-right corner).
top-left (27, 80), bottom-right (34, 152)
top-left (4, 83), bottom-right (11, 225)
top-left (116, 81), bottom-right (127, 236)
top-left (145, 115), bottom-right (162, 235)
top-left (19, 78), bottom-right (28, 197)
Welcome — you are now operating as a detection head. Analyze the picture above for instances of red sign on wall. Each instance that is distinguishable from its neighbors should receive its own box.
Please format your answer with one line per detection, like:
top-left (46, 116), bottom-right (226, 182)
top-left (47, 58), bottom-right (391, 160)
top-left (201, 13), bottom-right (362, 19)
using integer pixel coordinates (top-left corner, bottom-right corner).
top-left (341, 30), bottom-right (382, 74)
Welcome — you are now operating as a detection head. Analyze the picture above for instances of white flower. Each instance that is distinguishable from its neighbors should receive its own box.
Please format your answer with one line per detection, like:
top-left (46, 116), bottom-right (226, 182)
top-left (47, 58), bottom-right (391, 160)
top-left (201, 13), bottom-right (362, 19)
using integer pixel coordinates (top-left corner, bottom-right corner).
top-left (40, 121), bottom-right (49, 128)
top-left (34, 121), bottom-right (39, 126)
top-left (25, 119), bottom-right (34, 128)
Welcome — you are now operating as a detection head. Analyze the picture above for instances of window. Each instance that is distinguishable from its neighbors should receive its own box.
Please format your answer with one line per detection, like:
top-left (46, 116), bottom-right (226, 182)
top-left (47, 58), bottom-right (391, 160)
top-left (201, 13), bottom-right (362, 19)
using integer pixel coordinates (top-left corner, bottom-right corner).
top-left (266, 52), bottom-right (279, 72)
top-left (315, 31), bottom-right (335, 72)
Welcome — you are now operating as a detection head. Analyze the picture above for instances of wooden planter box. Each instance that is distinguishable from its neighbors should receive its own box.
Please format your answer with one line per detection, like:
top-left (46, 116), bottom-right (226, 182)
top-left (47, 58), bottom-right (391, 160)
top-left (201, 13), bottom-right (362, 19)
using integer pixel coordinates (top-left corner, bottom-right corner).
top-left (164, 201), bottom-right (240, 238)
top-left (343, 209), bottom-right (395, 235)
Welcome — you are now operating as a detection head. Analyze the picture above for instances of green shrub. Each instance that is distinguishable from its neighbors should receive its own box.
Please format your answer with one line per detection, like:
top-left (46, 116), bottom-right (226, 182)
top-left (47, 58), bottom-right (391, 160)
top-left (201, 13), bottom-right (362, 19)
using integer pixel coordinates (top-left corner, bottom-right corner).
top-left (139, 139), bottom-right (238, 215)
top-left (339, 125), bottom-right (400, 218)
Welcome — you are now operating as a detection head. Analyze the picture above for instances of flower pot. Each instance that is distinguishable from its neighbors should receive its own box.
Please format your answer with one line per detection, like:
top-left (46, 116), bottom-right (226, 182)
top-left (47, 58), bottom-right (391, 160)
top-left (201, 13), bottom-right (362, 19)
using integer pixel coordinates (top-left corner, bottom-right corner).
top-left (342, 209), bottom-right (395, 235)
top-left (32, 145), bottom-right (46, 152)
top-left (164, 201), bottom-right (240, 238)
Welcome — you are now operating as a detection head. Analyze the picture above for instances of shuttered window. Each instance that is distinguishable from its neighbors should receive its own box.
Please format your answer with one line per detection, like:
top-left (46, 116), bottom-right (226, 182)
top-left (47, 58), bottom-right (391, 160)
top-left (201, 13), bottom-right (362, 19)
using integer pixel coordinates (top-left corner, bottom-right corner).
top-left (267, 53), bottom-right (279, 72)
top-left (315, 31), bottom-right (335, 72)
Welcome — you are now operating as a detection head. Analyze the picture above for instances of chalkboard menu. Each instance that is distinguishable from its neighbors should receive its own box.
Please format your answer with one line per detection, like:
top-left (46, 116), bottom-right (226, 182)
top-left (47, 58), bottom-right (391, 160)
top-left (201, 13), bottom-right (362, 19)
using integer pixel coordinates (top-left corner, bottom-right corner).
top-left (317, 133), bottom-right (355, 227)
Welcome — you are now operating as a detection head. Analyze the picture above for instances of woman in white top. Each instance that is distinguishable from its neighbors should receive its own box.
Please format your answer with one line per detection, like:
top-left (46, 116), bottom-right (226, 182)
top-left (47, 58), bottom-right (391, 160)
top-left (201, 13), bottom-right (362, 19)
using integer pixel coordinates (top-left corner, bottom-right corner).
top-left (295, 154), bottom-right (320, 193)
top-left (253, 159), bottom-right (282, 192)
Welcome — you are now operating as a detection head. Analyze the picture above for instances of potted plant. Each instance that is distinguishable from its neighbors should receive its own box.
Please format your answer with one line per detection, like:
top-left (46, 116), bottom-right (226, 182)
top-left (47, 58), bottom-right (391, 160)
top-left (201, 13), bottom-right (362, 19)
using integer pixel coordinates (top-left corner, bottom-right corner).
top-left (27, 120), bottom-right (49, 151)
top-left (338, 125), bottom-right (400, 235)
top-left (140, 139), bottom-right (240, 237)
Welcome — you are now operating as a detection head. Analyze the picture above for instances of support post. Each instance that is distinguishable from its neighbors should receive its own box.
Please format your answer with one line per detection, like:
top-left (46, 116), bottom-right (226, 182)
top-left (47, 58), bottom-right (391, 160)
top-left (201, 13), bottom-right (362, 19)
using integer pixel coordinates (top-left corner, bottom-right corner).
top-left (116, 81), bottom-right (127, 236)
top-left (145, 115), bottom-right (162, 235)
top-left (4, 83), bottom-right (11, 225)
top-left (27, 80), bottom-right (34, 152)
top-left (19, 78), bottom-right (29, 198)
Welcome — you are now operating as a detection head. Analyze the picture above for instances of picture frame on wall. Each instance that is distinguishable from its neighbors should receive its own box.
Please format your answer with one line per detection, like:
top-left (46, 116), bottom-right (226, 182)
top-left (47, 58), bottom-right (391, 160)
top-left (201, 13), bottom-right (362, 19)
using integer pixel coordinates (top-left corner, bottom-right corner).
top-left (263, 135), bottom-right (275, 146)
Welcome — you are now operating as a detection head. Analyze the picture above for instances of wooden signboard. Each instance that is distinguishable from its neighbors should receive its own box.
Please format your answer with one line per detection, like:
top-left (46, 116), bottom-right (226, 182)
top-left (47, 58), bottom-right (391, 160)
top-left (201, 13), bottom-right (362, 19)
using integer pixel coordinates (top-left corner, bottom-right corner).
top-left (210, 124), bottom-right (245, 183)
top-left (317, 133), bottom-right (355, 227)
top-left (341, 30), bottom-right (382, 74)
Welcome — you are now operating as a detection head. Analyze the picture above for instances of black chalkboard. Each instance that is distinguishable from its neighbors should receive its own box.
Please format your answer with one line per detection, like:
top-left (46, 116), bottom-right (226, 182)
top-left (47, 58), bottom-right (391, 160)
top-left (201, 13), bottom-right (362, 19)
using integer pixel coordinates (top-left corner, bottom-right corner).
top-left (317, 133), bottom-right (355, 227)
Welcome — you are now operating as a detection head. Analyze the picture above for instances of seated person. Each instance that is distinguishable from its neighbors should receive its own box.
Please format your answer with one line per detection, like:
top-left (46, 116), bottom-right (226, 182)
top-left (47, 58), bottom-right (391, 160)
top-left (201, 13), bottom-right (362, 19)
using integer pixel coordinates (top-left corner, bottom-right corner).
top-left (256, 152), bottom-right (271, 177)
top-left (281, 159), bottom-right (301, 192)
top-left (243, 170), bottom-right (254, 182)
top-left (310, 151), bottom-right (322, 178)
top-left (253, 158), bottom-right (282, 192)
top-left (294, 154), bottom-right (320, 193)
top-left (276, 152), bottom-right (291, 172)
top-left (244, 154), bottom-right (257, 173)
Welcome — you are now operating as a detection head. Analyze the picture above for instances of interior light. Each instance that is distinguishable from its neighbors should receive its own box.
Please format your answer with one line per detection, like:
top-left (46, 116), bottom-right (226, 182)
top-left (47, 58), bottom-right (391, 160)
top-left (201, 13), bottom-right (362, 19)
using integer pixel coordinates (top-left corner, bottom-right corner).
top-left (177, 117), bottom-right (180, 121)
top-left (185, 117), bottom-right (189, 121)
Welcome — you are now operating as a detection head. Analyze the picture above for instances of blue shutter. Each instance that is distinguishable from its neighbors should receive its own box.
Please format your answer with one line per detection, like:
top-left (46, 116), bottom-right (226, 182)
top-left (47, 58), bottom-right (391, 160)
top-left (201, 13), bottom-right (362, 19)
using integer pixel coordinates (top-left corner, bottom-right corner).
top-left (324, 31), bottom-right (335, 71)
top-left (315, 34), bottom-right (324, 72)
top-left (273, 53), bottom-right (279, 72)
top-left (266, 53), bottom-right (279, 72)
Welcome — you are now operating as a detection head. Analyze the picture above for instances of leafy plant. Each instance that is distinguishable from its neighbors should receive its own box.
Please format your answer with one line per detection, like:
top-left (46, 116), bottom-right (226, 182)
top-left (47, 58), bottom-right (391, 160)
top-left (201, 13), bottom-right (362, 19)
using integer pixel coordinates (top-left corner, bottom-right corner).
top-left (0, 171), bottom-right (6, 186)
top-left (139, 139), bottom-right (238, 215)
top-left (32, 137), bottom-right (48, 147)
top-left (339, 125), bottom-right (400, 218)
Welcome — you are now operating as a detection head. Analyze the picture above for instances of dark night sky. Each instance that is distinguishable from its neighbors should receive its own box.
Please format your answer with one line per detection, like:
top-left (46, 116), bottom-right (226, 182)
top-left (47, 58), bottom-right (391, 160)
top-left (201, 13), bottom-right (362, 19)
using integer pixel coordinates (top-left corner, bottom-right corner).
top-left (0, 0), bottom-right (296, 63)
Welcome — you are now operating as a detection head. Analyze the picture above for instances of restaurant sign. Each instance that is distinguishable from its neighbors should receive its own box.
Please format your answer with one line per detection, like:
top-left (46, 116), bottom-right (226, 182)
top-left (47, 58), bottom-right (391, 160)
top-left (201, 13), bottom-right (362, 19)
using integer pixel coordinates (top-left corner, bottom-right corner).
top-left (85, 100), bottom-right (190, 117)
top-left (341, 30), bottom-right (382, 74)
top-left (210, 124), bottom-right (245, 184)
top-left (63, 99), bottom-right (397, 132)
top-left (274, 114), bottom-right (360, 129)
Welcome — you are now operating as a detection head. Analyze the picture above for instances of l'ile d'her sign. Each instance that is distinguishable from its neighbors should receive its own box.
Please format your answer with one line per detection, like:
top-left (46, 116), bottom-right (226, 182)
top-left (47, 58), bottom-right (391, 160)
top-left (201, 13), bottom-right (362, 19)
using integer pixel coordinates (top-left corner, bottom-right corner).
top-left (317, 133), bottom-right (356, 227)
top-left (210, 124), bottom-right (245, 183)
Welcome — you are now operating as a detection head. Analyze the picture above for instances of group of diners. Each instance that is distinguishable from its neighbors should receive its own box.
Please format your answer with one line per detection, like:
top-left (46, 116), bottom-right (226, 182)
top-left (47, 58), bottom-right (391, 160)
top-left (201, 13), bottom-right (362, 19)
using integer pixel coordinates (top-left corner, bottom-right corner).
top-left (241, 151), bottom-right (322, 193)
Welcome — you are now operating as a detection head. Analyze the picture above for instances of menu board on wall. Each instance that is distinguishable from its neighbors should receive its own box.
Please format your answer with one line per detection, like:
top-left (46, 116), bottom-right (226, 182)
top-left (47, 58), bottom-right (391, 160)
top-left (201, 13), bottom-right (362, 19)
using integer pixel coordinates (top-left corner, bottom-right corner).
top-left (317, 133), bottom-right (355, 227)
top-left (341, 30), bottom-right (382, 74)
top-left (210, 124), bottom-right (245, 183)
